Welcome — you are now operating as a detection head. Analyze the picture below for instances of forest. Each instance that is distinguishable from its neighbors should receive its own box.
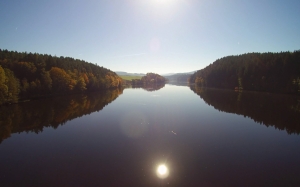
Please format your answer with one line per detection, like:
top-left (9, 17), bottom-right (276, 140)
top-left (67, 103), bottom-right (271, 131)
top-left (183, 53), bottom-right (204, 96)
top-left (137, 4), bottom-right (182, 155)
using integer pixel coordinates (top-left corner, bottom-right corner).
top-left (189, 50), bottom-right (300, 94)
top-left (0, 49), bottom-right (123, 104)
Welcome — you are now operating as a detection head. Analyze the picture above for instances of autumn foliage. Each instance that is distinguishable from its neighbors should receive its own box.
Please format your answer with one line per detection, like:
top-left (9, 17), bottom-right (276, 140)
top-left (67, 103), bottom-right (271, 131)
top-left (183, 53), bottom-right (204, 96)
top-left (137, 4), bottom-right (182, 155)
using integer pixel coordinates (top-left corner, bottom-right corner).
top-left (0, 49), bottom-right (123, 104)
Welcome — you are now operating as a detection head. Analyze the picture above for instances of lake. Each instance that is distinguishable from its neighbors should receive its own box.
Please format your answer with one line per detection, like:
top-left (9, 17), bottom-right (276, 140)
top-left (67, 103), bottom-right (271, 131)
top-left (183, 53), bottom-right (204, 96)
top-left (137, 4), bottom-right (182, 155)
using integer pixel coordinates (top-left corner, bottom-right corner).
top-left (0, 84), bottom-right (300, 187)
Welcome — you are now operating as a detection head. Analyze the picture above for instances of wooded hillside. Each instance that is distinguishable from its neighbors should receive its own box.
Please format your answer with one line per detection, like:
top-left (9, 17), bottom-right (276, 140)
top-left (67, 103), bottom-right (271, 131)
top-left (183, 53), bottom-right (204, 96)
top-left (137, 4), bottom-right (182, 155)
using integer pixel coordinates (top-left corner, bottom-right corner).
top-left (0, 49), bottom-right (122, 104)
top-left (189, 50), bottom-right (300, 94)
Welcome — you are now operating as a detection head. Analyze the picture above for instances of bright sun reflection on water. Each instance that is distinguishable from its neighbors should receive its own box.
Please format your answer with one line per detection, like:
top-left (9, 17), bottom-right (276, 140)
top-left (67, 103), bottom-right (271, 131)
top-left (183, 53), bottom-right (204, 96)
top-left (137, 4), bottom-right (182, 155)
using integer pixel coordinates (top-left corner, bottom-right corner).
top-left (156, 164), bottom-right (169, 179)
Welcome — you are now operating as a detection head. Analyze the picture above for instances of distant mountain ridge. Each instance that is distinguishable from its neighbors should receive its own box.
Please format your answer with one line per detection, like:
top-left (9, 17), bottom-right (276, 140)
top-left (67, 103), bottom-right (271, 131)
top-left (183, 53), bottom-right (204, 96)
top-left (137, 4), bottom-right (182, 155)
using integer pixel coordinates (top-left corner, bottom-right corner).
top-left (162, 71), bottom-right (196, 76)
top-left (115, 71), bottom-right (196, 83)
top-left (115, 71), bottom-right (145, 76)
top-left (115, 71), bottom-right (196, 77)
top-left (163, 71), bottom-right (196, 83)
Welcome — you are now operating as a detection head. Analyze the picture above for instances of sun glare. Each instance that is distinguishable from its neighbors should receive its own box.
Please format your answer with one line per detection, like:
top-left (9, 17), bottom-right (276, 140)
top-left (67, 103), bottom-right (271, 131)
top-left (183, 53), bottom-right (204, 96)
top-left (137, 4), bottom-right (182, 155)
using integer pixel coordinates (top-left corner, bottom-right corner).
top-left (156, 164), bottom-right (169, 179)
top-left (158, 165), bottom-right (167, 174)
top-left (155, 0), bottom-right (174, 5)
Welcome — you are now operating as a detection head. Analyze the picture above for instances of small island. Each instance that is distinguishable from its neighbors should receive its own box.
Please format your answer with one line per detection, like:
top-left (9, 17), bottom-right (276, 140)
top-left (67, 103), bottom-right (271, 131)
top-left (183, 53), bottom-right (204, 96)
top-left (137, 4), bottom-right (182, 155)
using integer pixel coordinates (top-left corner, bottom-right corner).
top-left (130, 73), bottom-right (166, 85)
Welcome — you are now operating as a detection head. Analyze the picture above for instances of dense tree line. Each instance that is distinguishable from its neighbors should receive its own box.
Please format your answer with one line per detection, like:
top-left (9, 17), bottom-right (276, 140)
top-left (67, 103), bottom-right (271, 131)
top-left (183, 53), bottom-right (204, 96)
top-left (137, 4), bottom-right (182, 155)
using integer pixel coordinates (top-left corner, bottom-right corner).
top-left (0, 49), bottom-right (123, 104)
top-left (190, 86), bottom-right (300, 134)
top-left (0, 88), bottom-right (123, 143)
top-left (131, 73), bottom-right (166, 85)
top-left (189, 50), bottom-right (300, 94)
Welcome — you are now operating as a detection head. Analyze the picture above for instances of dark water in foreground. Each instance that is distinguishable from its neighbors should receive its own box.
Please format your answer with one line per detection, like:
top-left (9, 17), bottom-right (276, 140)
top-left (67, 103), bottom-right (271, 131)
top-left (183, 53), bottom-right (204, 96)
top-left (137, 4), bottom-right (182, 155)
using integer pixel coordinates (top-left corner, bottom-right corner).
top-left (0, 84), bottom-right (300, 187)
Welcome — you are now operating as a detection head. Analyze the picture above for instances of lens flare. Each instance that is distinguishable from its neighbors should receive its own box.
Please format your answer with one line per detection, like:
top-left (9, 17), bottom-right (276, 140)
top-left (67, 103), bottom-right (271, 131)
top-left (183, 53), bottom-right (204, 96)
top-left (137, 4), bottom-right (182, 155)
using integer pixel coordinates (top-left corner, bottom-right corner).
top-left (158, 165), bottom-right (167, 174)
top-left (156, 164), bottom-right (169, 179)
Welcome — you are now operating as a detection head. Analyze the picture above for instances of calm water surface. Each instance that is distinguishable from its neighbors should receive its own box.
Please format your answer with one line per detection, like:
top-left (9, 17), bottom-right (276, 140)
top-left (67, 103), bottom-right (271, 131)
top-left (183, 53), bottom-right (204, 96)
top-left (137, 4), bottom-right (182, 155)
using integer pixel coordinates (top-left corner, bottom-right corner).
top-left (0, 84), bottom-right (300, 187)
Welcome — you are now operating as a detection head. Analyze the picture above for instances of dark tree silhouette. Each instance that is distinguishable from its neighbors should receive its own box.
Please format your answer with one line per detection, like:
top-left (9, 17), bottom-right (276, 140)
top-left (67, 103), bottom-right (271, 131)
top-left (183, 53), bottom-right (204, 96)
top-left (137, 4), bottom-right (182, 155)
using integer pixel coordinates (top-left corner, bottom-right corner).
top-left (190, 50), bottom-right (300, 94)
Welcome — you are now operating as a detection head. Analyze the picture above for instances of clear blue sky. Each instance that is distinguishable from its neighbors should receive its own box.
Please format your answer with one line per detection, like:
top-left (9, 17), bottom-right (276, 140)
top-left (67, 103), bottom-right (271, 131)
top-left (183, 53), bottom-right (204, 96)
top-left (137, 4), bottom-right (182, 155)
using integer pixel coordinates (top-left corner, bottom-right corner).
top-left (1, 0), bottom-right (299, 74)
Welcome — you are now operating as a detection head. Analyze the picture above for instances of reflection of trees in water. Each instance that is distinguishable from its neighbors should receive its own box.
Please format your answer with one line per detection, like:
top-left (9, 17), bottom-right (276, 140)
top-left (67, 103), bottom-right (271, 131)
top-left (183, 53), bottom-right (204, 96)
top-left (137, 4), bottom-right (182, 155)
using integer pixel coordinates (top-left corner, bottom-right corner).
top-left (0, 88), bottom-right (123, 144)
top-left (166, 82), bottom-right (189, 87)
top-left (131, 83), bottom-right (165, 92)
top-left (190, 85), bottom-right (300, 134)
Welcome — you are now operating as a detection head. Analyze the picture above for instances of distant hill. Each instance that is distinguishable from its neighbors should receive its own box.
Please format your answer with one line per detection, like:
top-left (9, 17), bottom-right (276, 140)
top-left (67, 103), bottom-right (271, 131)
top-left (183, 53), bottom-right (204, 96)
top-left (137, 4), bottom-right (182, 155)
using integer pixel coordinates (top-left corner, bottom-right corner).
top-left (116, 71), bottom-right (196, 83)
top-left (164, 71), bottom-right (196, 83)
top-left (116, 71), bottom-right (195, 77)
top-left (161, 73), bottom-right (176, 76)
top-left (162, 71), bottom-right (196, 76)
top-left (115, 71), bottom-right (145, 76)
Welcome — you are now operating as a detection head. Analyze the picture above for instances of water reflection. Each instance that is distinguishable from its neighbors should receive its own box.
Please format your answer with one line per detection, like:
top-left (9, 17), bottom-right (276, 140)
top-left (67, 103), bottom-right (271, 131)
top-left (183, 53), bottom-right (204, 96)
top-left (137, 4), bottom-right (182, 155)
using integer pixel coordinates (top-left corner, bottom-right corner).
top-left (190, 85), bottom-right (300, 134)
top-left (130, 83), bottom-right (165, 92)
top-left (166, 82), bottom-right (189, 87)
top-left (0, 88), bottom-right (123, 144)
top-left (1, 85), bottom-right (300, 186)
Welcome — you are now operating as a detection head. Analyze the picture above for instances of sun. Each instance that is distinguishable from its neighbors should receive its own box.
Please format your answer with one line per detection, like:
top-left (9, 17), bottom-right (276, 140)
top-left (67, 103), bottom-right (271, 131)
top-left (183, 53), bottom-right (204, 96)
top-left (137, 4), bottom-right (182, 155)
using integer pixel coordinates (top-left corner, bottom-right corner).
top-left (158, 165), bottom-right (167, 174)
top-left (156, 164), bottom-right (169, 179)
